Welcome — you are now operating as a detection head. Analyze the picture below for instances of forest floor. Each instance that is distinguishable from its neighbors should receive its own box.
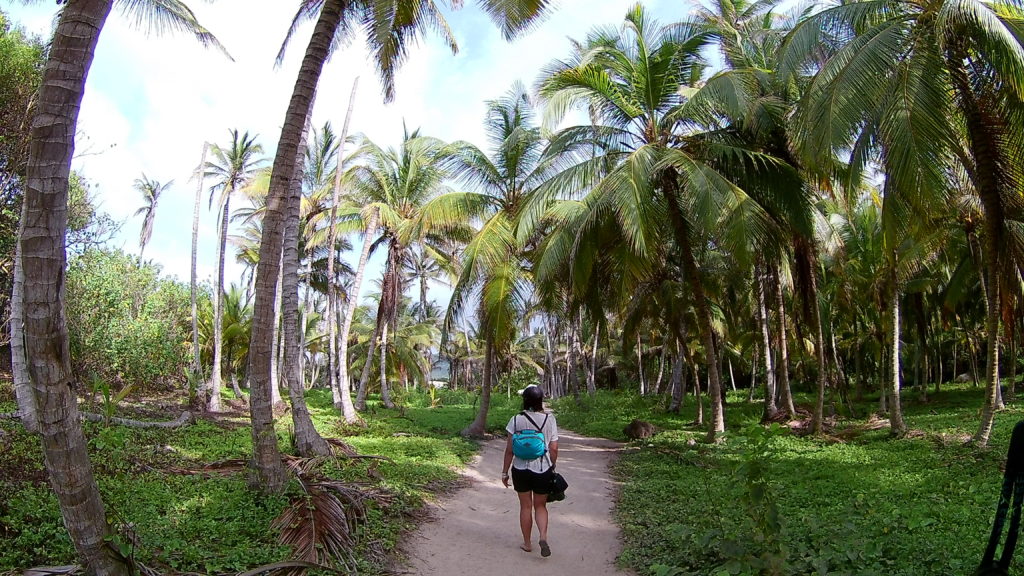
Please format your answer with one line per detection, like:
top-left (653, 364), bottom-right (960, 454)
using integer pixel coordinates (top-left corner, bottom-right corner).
top-left (402, 430), bottom-right (633, 575)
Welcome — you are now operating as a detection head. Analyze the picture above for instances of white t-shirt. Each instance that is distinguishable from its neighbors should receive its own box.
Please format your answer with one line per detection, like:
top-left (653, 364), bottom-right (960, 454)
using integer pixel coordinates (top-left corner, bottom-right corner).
top-left (506, 410), bottom-right (559, 473)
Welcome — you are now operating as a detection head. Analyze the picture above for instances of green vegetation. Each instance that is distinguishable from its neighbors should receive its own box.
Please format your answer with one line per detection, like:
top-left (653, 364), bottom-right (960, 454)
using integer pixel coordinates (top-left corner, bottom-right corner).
top-left (554, 386), bottom-right (1022, 575)
top-left (0, 386), bottom-right (521, 574)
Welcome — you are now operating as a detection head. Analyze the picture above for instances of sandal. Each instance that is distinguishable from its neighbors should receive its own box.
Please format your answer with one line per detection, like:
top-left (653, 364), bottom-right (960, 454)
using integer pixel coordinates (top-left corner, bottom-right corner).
top-left (520, 544), bottom-right (532, 553)
top-left (540, 540), bottom-right (551, 557)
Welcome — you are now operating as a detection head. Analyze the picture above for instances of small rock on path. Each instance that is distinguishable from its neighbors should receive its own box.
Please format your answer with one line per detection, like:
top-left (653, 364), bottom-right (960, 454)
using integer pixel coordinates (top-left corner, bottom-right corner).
top-left (403, 430), bottom-right (634, 575)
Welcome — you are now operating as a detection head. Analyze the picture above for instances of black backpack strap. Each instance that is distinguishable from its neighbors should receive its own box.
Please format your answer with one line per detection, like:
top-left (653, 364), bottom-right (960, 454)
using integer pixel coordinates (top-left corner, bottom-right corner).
top-left (979, 420), bottom-right (1024, 574)
top-left (521, 411), bottom-right (546, 432)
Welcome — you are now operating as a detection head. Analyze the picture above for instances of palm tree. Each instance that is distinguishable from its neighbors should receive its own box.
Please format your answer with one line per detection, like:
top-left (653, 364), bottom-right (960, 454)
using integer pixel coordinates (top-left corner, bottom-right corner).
top-left (15, 1), bottom-right (223, 573)
top-left (204, 129), bottom-right (265, 413)
top-left (531, 5), bottom-right (787, 439)
top-left (132, 173), bottom-right (171, 260)
top-left (348, 129), bottom-right (457, 411)
top-left (246, 0), bottom-right (553, 492)
top-left (190, 142), bottom-right (209, 398)
top-left (439, 83), bottom-right (548, 436)
top-left (281, 115), bottom-right (331, 456)
top-left (780, 0), bottom-right (1024, 444)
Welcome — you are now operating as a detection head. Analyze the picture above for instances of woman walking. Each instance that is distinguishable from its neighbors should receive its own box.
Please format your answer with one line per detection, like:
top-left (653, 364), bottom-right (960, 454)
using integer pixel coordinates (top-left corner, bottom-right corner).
top-left (501, 384), bottom-right (559, 557)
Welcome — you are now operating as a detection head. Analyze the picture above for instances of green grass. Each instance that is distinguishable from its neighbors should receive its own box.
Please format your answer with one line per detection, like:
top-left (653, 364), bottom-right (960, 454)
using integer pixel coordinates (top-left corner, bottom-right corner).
top-left (0, 385), bottom-right (525, 574)
top-left (553, 383), bottom-right (1024, 576)
top-left (6, 380), bottom-right (1019, 576)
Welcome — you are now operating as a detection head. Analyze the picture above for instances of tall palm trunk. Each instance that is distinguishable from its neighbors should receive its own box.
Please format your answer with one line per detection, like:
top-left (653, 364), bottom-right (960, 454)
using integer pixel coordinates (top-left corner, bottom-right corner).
top-left (247, 0), bottom-right (347, 495)
top-left (773, 262), bottom-right (795, 417)
top-left (356, 240), bottom-right (401, 410)
top-left (327, 77), bottom-right (359, 417)
top-left (887, 260), bottom-right (907, 436)
top-left (337, 209), bottom-right (377, 422)
top-left (462, 337), bottom-right (495, 437)
top-left (636, 333), bottom-right (646, 395)
top-left (22, 1), bottom-right (128, 572)
top-left (793, 236), bottom-right (829, 435)
top-left (587, 325), bottom-right (599, 395)
top-left (272, 264), bottom-right (284, 407)
top-left (947, 49), bottom-right (1007, 446)
top-left (190, 142), bottom-right (208, 395)
top-left (664, 184), bottom-right (725, 438)
top-left (12, 202), bottom-right (35, 432)
top-left (756, 260), bottom-right (777, 420)
top-left (567, 314), bottom-right (580, 398)
top-left (282, 113), bottom-right (330, 456)
top-left (209, 194), bottom-right (231, 412)
top-left (669, 339), bottom-right (684, 413)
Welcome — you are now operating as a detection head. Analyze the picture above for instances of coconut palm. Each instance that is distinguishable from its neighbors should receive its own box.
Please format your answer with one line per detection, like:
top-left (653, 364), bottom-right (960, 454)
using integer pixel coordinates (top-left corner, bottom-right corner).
top-left (15, 1), bottom-right (223, 572)
top-left (246, 0), bottom-right (554, 491)
top-left (348, 129), bottom-right (458, 411)
top-left (438, 83), bottom-right (549, 436)
top-left (204, 129), bottom-right (265, 413)
top-left (780, 0), bottom-right (1024, 444)
top-left (530, 5), bottom-right (791, 439)
top-left (132, 173), bottom-right (171, 260)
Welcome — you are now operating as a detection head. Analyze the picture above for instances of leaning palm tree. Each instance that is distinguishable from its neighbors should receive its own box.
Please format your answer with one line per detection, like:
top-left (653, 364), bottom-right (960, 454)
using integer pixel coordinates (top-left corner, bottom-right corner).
top-left (438, 83), bottom-right (549, 437)
top-left (14, 1), bottom-right (224, 573)
top-left (204, 129), bottom-right (265, 413)
top-left (780, 0), bottom-right (1024, 444)
top-left (132, 173), bottom-right (172, 260)
top-left (246, 0), bottom-right (554, 492)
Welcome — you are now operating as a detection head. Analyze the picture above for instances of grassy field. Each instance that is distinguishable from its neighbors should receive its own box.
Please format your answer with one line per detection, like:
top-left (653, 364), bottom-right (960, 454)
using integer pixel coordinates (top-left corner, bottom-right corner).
top-left (0, 385), bottom-right (523, 574)
top-left (552, 383), bottom-right (1024, 576)
top-left (3, 380), bottom-right (1021, 575)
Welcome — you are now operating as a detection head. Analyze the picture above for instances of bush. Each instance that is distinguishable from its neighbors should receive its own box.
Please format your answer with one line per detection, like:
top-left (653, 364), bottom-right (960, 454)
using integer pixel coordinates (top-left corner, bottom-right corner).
top-left (66, 248), bottom-right (197, 390)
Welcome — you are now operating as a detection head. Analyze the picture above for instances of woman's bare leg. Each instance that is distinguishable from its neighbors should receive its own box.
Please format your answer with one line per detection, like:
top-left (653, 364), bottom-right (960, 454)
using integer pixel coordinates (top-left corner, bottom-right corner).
top-left (518, 491), bottom-right (534, 550)
top-left (533, 493), bottom-right (549, 543)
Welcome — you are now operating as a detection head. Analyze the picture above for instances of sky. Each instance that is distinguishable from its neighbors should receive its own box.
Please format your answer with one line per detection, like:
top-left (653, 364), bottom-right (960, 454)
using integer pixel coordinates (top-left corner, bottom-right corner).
top-left (4, 0), bottom-right (682, 309)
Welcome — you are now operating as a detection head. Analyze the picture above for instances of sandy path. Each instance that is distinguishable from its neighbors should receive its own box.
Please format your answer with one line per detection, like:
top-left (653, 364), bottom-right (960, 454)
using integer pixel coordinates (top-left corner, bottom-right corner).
top-left (403, 430), bottom-right (633, 575)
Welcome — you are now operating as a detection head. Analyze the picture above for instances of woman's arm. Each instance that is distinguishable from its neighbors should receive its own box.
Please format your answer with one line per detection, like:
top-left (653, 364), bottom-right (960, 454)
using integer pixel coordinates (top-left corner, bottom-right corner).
top-left (549, 441), bottom-right (558, 467)
top-left (502, 436), bottom-right (514, 487)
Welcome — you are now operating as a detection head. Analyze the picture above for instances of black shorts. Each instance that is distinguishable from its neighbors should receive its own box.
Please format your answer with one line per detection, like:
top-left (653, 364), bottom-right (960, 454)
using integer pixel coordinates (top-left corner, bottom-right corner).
top-left (511, 466), bottom-right (554, 494)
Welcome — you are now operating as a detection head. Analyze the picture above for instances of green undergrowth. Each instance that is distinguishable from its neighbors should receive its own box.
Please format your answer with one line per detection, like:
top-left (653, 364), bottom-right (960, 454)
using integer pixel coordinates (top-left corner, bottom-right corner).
top-left (0, 385), bottom-right (521, 574)
top-left (554, 384), bottom-right (1024, 576)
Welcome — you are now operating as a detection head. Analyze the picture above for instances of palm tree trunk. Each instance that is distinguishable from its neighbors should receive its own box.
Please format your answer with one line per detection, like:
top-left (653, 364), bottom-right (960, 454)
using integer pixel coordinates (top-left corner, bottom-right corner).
top-left (12, 202), bottom-right (36, 432)
top-left (795, 237), bottom-right (828, 435)
top-left (887, 264), bottom-right (906, 436)
top-left (587, 325), bottom-right (599, 395)
top-left (654, 331), bottom-right (668, 395)
top-left (337, 209), bottom-right (377, 421)
top-left (190, 142), bottom-right (208, 392)
top-left (327, 77), bottom-right (359, 416)
top-left (669, 342), bottom-right (684, 413)
top-left (282, 116), bottom-right (330, 456)
top-left (209, 195), bottom-right (231, 412)
top-left (247, 0), bottom-right (348, 496)
top-left (272, 264), bottom-right (284, 407)
top-left (379, 322), bottom-right (394, 408)
top-left (946, 70), bottom-right (1005, 444)
top-left (22, 1), bottom-right (128, 572)
top-left (356, 240), bottom-right (401, 409)
top-left (462, 337), bottom-right (495, 437)
top-left (567, 315), bottom-right (579, 398)
top-left (636, 333), bottom-right (645, 395)
top-left (664, 179), bottom-right (724, 438)
top-left (757, 260), bottom-right (777, 420)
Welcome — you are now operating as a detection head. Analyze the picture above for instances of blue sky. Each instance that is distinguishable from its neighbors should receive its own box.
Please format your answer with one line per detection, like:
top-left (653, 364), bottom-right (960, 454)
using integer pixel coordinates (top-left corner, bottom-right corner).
top-left (4, 0), bottom-right (682, 309)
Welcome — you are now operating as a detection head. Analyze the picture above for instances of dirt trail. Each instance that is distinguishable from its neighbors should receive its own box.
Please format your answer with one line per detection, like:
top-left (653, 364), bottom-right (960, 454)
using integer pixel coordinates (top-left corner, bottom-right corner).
top-left (403, 430), bottom-right (634, 575)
